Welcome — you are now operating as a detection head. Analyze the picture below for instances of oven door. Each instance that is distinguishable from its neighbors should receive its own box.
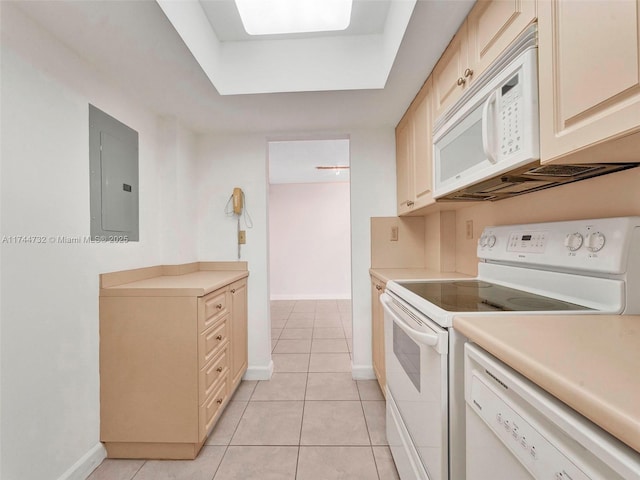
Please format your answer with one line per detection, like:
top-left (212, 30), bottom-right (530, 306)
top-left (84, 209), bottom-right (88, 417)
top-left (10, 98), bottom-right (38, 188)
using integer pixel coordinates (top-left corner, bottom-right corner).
top-left (381, 293), bottom-right (449, 480)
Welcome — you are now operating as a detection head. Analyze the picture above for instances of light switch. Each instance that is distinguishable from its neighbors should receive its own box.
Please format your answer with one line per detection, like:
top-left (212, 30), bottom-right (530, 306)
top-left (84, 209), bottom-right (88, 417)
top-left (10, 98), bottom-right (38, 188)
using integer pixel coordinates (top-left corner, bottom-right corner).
top-left (391, 226), bottom-right (399, 242)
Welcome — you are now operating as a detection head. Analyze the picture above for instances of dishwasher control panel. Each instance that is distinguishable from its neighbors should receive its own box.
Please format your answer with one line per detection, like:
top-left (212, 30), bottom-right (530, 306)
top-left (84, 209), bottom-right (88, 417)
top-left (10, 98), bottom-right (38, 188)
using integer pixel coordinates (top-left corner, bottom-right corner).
top-left (469, 373), bottom-right (590, 480)
top-left (464, 343), bottom-right (636, 480)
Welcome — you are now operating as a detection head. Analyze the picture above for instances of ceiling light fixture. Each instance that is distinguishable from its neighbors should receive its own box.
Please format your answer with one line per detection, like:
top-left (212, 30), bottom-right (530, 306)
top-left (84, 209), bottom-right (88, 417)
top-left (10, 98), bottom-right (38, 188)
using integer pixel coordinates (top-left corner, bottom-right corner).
top-left (316, 165), bottom-right (350, 176)
top-left (234, 0), bottom-right (353, 36)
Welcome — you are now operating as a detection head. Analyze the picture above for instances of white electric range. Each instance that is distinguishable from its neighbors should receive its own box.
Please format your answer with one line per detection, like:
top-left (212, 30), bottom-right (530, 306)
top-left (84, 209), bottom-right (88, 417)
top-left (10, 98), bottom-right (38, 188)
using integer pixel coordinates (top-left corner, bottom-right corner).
top-left (381, 216), bottom-right (640, 480)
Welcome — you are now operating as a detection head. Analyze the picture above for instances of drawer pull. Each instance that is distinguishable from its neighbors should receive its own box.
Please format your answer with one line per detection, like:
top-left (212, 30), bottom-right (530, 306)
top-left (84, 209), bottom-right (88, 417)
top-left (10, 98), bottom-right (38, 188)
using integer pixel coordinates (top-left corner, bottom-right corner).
top-left (216, 335), bottom-right (223, 341)
top-left (216, 304), bottom-right (223, 310)
top-left (231, 288), bottom-right (236, 294)
top-left (464, 68), bottom-right (473, 78)
top-left (457, 77), bottom-right (466, 86)
top-left (216, 398), bottom-right (223, 405)
top-left (216, 366), bottom-right (223, 373)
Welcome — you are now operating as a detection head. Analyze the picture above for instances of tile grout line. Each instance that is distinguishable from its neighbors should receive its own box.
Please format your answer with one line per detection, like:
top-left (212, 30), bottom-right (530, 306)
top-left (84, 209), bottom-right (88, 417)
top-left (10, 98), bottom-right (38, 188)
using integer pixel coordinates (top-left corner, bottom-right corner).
top-left (128, 459), bottom-right (147, 480)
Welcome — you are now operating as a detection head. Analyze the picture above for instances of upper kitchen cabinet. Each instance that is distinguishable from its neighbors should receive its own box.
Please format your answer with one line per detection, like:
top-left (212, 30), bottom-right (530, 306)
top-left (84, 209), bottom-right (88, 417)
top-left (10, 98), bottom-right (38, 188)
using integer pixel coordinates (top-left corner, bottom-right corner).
top-left (467, 0), bottom-right (537, 79)
top-left (433, 26), bottom-right (471, 119)
top-left (433, 0), bottom-right (537, 120)
top-left (396, 114), bottom-right (413, 215)
top-left (538, 0), bottom-right (640, 164)
top-left (396, 78), bottom-right (435, 216)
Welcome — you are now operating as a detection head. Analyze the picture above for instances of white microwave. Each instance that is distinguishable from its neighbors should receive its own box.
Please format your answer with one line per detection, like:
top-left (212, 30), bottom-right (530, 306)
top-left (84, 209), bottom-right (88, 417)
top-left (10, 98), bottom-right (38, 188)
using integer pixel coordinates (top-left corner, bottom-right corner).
top-left (433, 28), bottom-right (539, 199)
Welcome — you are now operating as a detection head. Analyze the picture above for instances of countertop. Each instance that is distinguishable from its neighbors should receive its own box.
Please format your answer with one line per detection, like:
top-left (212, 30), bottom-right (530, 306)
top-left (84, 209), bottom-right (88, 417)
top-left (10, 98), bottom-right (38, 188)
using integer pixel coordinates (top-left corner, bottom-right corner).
top-left (454, 314), bottom-right (640, 454)
top-left (370, 268), bottom-right (472, 284)
top-left (100, 270), bottom-right (249, 297)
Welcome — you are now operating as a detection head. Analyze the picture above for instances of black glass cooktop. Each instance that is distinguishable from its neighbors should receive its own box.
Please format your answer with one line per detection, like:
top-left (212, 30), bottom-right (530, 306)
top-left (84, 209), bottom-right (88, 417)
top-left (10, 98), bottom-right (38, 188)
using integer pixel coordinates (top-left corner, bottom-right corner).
top-left (397, 280), bottom-right (592, 312)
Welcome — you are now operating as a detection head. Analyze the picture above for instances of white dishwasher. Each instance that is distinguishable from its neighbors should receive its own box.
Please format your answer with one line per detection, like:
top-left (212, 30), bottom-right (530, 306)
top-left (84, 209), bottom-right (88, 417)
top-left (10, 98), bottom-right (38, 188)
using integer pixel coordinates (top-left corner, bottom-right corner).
top-left (464, 343), bottom-right (640, 480)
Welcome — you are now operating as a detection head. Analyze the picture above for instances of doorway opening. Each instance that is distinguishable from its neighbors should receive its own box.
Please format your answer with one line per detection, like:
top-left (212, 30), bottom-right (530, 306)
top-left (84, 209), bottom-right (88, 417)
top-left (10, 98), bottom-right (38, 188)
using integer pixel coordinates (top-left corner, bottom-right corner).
top-left (267, 137), bottom-right (353, 355)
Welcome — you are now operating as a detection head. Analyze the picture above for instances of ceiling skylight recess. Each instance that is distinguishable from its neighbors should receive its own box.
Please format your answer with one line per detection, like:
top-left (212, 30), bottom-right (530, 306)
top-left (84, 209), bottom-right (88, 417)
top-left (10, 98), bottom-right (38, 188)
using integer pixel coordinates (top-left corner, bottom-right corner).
top-left (234, 0), bottom-right (353, 35)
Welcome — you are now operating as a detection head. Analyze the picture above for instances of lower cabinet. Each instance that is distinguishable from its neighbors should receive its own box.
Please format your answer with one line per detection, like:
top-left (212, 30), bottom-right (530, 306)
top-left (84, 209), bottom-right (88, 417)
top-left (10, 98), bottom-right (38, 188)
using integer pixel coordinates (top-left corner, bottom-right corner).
top-left (229, 279), bottom-right (248, 390)
top-left (100, 276), bottom-right (248, 459)
top-left (371, 276), bottom-right (386, 396)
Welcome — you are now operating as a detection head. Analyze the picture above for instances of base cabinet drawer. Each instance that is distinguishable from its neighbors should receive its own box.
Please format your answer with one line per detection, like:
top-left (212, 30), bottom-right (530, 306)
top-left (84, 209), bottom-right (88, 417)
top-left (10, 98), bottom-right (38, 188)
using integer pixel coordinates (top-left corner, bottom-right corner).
top-left (200, 379), bottom-right (227, 439)
top-left (200, 289), bottom-right (228, 332)
top-left (200, 347), bottom-right (228, 404)
top-left (200, 317), bottom-right (228, 366)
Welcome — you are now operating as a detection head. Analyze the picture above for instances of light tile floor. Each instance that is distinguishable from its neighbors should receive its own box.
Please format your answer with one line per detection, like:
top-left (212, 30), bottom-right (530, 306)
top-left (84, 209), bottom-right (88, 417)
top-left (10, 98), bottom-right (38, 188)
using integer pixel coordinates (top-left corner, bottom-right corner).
top-left (88, 299), bottom-right (399, 480)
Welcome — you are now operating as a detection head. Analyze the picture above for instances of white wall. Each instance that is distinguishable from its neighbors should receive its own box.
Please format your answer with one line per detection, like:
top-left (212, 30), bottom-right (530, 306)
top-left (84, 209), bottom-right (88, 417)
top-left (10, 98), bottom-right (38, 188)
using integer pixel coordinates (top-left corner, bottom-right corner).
top-left (348, 129), bottom-right (397, 378)
top-left (197, 129), bottom-right (397, 380)
top-left (196, 133), bottom-right (272, 379)
top-left (269, 182), bottom-right (351, 300)
top-left (1, 5), bottom-right (398, 479)
top-left (0, 5), bottom-right (198, 479)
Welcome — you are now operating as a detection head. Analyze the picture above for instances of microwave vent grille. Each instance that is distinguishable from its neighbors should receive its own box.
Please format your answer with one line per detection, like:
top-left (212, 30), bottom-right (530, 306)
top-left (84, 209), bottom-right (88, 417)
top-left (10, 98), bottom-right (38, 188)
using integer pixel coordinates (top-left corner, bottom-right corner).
top-left (525, 165), bottom-right (605, 177)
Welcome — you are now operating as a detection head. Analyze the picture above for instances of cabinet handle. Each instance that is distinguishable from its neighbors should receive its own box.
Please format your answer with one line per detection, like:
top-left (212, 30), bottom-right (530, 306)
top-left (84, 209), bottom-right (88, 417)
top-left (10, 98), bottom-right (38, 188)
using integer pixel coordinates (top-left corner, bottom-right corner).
top-left (457, 77), bottom-right (466, 86)
top-left (216, 304), bottom-right (223, 310)
top-left (464, 68), bottom-right (473, 78)
top-left (216, 335), bottom-right (223, 341)
top-left (216, 398), bottom-right (223, 405)
top-left (230, 289), bottom-right (236, 294)
top-left (407, 200), bottom-right (414, 207)
top-left (216, 366), bottom-right (223, 373)
top-left (376, 284), bottom-right (383, 291)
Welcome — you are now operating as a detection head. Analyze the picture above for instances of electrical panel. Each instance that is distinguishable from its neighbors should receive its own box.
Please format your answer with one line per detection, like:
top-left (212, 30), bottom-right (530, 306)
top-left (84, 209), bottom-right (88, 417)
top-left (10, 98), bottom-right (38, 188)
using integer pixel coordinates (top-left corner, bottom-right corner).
top-left (89, 105), bottom-right (139, 241)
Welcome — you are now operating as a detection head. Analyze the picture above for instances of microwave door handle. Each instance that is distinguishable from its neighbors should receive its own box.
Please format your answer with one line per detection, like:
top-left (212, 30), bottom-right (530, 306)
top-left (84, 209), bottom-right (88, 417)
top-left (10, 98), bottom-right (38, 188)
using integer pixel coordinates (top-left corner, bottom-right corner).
top-left (380, 293), bottom-right (439, 348)
top-left (482, 90), bottom-right (498, 164)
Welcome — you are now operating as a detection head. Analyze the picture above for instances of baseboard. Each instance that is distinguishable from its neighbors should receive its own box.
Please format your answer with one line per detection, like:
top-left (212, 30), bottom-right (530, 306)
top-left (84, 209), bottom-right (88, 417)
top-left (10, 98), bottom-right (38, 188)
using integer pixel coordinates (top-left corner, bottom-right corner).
top-left (243, 360), bottom-right (274, 380)
top-left (56, 442), bottom-right (106, 480)
top-left (351, 363), bottom-right (376, 380)
top-left (270, 294), bottom-right (352, 300)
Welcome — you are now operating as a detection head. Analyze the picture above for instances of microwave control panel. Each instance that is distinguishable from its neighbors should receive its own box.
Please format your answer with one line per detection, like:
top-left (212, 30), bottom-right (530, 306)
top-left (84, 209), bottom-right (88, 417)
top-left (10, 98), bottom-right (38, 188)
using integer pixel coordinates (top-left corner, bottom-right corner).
top-left (499, 73), bottom-right (523, 158)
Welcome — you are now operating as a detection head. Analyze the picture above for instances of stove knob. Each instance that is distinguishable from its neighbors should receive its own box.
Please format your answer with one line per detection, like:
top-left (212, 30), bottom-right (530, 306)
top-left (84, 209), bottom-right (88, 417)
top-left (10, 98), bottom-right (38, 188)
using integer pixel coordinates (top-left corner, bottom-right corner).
top-left (487, 235), bottom-right (497, 248)
top-left (586, 232), bottom-right (606, 252)
top-left (564, 232), bottom-right (583, 251)
top-left (479, 235), bottom-right (488, 248)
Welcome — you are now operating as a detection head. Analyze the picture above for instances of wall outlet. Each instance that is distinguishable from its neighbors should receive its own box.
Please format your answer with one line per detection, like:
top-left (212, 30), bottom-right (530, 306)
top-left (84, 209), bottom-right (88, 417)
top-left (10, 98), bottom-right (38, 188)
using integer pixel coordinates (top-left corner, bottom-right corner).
top-left (238, 230), bottom-right (246, 244)
top-left (466, 220), bottom-right (473, 240)
top-left (390, 226), bottom-right (399, 242)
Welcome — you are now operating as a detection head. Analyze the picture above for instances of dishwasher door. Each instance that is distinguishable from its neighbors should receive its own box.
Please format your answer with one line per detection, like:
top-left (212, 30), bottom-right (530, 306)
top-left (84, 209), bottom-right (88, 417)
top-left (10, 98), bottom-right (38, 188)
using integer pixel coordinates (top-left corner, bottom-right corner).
top-left (464, 344), bottom-right (640, 480)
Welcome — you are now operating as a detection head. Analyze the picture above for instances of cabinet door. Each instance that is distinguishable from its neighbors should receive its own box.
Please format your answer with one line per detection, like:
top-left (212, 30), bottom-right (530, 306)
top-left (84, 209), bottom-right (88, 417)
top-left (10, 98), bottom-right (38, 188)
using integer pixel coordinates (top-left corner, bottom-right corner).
top-left (412, 78), bottom-right (435, 210)
top-left (229, 279), bottom-right (248, 389)
top-left (396, 116), bottom-right (414, 215)
top-left (433, 24), bottom-right (470, 120)
top-left (371, 278), bottom-right (386, 395)
top-left (467, 0), bottom-right (536, 79)
top-left (539, 0), bottom-right (640, 164)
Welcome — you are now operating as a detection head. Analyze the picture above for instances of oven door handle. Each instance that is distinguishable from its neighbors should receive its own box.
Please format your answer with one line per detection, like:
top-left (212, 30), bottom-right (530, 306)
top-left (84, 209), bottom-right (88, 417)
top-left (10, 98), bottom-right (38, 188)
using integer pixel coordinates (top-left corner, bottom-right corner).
top-left (380, 293), bottom-right (443, 351)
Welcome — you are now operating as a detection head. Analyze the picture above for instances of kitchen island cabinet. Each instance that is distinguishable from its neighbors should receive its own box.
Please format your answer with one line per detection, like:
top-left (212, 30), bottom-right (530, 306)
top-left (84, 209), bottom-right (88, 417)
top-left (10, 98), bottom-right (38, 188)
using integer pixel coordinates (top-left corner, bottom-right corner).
top-left (99, 262), bottom-right (248, 459)
top-left (538, 0), bottom-right (640, 165)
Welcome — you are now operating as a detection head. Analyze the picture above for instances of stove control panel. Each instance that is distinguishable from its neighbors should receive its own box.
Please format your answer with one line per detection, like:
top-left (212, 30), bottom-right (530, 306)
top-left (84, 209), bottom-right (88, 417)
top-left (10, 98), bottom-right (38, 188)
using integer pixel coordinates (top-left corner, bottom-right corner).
top-left (477, 216), bottom-right (640, 274)
top-left (506, 231), bottom-right (547, 253)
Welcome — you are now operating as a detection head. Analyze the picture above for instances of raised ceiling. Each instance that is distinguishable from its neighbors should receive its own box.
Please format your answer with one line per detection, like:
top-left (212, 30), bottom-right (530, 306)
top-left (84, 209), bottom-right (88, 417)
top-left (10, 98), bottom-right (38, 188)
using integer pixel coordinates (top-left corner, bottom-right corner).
top-left (9, 0), bottom-right (475, 134)
top-left (157, 0), bottom-right (416, 95)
